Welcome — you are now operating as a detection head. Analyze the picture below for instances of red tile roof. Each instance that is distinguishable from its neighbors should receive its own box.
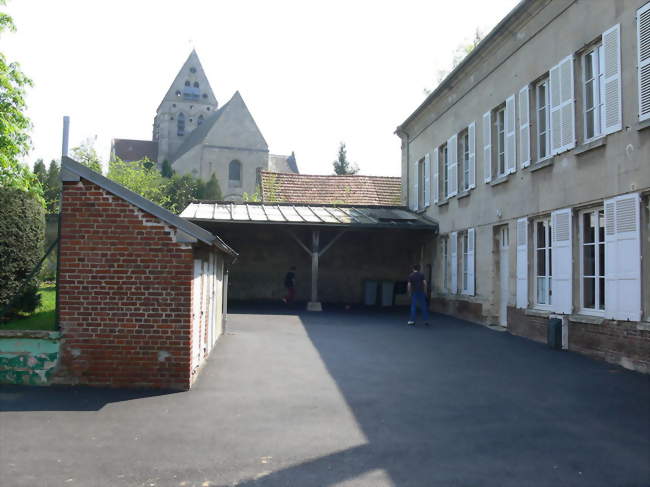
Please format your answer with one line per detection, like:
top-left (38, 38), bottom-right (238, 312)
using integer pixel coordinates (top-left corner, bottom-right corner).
top-left (260, 171), bottom-right (402, 206)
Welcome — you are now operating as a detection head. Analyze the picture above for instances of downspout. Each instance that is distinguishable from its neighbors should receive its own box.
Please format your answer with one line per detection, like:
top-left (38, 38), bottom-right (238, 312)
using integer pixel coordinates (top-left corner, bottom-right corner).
top-left (396, 127), bottom-right (410, 207)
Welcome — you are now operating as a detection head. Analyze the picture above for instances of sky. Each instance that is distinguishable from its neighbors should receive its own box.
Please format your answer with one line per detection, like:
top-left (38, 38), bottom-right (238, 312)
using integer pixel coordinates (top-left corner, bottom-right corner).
top-left (4, 0), bottom-right (519, 176)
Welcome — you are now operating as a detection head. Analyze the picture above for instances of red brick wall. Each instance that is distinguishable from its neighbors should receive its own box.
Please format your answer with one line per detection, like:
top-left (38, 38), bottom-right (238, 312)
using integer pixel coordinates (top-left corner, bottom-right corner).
top-left (55, 179), bottom-right (195, 389)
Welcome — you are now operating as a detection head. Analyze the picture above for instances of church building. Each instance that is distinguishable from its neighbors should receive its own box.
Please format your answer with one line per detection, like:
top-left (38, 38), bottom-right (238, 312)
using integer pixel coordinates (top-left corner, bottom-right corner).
top-left (111, 50), bottom-right (298, 201)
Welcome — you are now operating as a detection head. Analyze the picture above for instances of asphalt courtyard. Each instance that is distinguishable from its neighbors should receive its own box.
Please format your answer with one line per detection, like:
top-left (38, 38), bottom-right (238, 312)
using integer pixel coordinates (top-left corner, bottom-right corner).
top-left (1, 308), bottom-right (649, 487)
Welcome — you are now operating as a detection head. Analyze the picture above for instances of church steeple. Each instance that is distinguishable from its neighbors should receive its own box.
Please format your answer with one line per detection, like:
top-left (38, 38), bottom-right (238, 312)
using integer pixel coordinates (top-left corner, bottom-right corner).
top-left (159, 50), bottom-right (217, 109)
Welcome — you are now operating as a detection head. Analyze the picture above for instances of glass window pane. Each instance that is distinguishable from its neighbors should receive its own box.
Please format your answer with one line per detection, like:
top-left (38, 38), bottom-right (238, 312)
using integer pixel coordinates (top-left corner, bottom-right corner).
top-left (536, 222), bottom-right (545, 248)
top-left (537, 249), bottom-right (546, 275)
top-left (586, 110), bottom-right (594, 139)
top-left (599, 277), bottom-right (605, 310)
top-left (598, 210), bottom-right (605, 243)
top-left (584, 277), bottom-right (596, 309)
top-left (539, 133), bottom-right (547, 158)
top-left (585, 52), bottom-right (594, 80)
top-left (537, 277), bottom-right (547, 304)
top-left (583, 212), bottom-right (595, 244)
top-left (585, 80), bottom-right (595, 109)
top-left (598, 243), bottom-right (605, 277)
top-left (584, 244), bottom-right (596, 276)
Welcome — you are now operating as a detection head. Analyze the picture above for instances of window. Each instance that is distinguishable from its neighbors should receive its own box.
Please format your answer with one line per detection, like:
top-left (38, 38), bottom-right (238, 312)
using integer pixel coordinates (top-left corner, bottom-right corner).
top-left (534, 218), bottom-right (552, 307)
top-left (203, 93), bottom-right (208, 99)
top-left (198, 114), bottom-right (204, 126)
top-left (190, 67), bottom-right (197, 73)
top-left (175, 90), bottom-right (181, 97)
top-left (441, 237), bottom-right (448, 292)
top-left (417, 157), bottom-right (425, 209)
top-left (441, 144), bottom-right (448, 198)
top-left (580, 208), bottom-right (605, 313)
top-left (459, 130), bottom-right (470, 192)
top-left (583, 45), bottom-right (605, 141)
top-left (177, 113), bottom-right (185, 136)
top-left (495, 107), bottom-right (506, 176)
top-left (460, 232), bottom-right (469, 292)
top-left (193, 81), bottom-right (200, 88)
top-left (184, 81), bottom-right (190, 87)
top-left (535, 78), bottom-right (551, 160)
top-left (229, 160), bottom-right (242, 186)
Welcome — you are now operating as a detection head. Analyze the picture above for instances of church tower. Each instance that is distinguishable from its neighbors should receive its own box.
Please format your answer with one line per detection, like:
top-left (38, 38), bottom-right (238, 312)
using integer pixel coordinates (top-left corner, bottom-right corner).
top-left (153, 50), bottom-right (218, 165)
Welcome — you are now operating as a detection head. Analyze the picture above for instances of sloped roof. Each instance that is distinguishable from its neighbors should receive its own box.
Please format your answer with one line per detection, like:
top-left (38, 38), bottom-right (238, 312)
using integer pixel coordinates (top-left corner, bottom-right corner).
top-left (60, 157), bottom-right (237, 257)
top-left (181, 202), bottom-right (436, 231)
top-left (111, 138), bottom-right (158, 163)
top-left (259, 171), bottom-right (402, 206)
top-left (268, 153), bottom-right (299, 174)
top-left (158, 49), bottom-right (217, 111)
top-left (171, 100), bottom-right (230, 161)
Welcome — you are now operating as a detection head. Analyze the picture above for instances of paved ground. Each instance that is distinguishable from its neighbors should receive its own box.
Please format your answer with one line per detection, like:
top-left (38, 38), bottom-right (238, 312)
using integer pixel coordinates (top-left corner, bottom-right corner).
top-left (1, 308), bottom-right (649, 487)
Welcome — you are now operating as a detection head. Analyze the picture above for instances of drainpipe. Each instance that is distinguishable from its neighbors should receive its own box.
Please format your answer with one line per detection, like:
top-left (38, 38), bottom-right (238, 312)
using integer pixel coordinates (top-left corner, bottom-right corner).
top-left (396, 127), bottom-right (410, 207)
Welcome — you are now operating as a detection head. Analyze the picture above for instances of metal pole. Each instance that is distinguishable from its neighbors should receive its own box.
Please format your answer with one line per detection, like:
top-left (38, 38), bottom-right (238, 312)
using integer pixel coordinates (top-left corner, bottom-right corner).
top-left (311, 230), bottom-right (319, 303)
top-left (61, 116), bottom-right (70, 158)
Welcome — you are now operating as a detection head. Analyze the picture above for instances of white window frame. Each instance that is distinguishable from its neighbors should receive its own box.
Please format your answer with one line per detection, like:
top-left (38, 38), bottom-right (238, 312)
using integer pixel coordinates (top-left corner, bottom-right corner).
top-left (460, 130), bottom-right (470, 192)
top-left (417, 157), bottom-right (425, 210)
top-left (535, 78), bottom-right (551, 162)
top-left (460, 232), bottom-right (469, 293)
top-left (441, 144), bottom-right (448, 200)
top-left (495, 107), bottom-right (506, 177)
top-left (441, 236), bottom-right (448, 293)
top-left (579, 207), bottom-right (606, 316)
top-left (533, 218), bottom-right (552, 310)
top-left (582, 44), bottom-right (605, 143)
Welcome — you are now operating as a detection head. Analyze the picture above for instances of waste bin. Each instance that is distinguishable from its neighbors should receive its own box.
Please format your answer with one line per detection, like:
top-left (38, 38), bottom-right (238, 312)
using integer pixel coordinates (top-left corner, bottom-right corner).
top-left (547, 318), bottom-right (562, 350)
top-left (380, 281), bottom-right (395, 307)
top-left (363, 280), bottom-right (379, 306)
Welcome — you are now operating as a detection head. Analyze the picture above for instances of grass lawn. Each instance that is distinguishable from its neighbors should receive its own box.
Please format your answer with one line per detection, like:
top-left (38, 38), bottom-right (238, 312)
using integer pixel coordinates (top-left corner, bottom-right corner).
top-left (1, 284), bottom-right (57, 331)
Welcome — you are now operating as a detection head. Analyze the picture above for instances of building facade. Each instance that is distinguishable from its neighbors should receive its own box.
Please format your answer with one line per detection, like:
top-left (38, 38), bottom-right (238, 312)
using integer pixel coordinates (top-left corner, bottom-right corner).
top-left (111, 50), bottom-right (298, 201)
top-left (397, 0), bottom-right (650, 372)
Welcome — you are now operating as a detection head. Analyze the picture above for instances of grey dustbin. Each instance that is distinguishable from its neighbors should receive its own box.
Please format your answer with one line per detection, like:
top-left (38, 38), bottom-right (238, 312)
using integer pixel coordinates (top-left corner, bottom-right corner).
top-left (363, 280), bottom-right (378, 306)
top-left (547, 318), bottom-right (562, 349)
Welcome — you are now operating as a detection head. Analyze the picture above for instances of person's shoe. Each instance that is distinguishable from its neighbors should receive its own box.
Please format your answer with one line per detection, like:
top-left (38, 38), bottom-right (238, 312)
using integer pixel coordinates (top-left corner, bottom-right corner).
top-left (407, 321), bottom-right (416, 326)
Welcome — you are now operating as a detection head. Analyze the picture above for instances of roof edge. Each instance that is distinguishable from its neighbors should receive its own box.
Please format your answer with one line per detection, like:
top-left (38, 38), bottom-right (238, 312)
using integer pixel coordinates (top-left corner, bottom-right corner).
top-left (260, 170), bottom-right (400, 180)
top-left (60, 157), bottom-right (237, 257)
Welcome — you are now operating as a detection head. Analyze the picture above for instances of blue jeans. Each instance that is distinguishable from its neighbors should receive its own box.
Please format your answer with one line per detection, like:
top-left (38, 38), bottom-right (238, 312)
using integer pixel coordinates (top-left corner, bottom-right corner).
top-left (410, 291), bottom-right (430, 322)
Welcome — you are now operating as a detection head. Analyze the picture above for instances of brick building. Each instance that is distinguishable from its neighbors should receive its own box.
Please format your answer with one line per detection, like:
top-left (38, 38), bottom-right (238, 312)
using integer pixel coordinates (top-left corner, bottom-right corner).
top-left (56, 158), bottom-right (237, 389)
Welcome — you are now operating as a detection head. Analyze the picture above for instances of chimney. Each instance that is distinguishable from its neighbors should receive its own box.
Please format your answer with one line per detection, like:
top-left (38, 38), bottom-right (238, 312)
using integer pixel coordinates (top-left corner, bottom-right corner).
top-left (61, 116), bottom-right (70, 158)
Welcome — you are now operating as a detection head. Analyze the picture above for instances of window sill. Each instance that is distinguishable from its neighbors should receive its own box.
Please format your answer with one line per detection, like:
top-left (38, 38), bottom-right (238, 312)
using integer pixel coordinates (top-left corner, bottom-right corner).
top-left (575, 136), bottom-right (606, 156)
top-left (457, 190), bottom-right (471, 200)
top-left (490, 174), bottom-right (509, 187)
top-left (436, 199), bottom-right (449, 207)
top-left (530, 157), bottom-right (554, 172)
top-left (568, 314), bottom-right (605, 325)
top-left (637, 322), bottom-right (650, 332)
top-left (525, 308), bottom-right (551, 318)
top-left (636, 118), bottom-right (650, 132)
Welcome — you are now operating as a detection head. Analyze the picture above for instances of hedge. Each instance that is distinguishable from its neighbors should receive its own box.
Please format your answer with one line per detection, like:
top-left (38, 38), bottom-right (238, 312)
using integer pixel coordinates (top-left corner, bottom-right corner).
top-left (0, 188), bottom-right (45, 317)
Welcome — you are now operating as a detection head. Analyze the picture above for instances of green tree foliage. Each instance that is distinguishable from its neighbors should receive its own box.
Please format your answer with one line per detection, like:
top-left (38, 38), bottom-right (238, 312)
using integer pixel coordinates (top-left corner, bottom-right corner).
top-left (107, 158), bottom-right (170, 208)
top-left (164, 173), bottom-right (203, 214)
top-left (203, 173), bottom-right (222, 200)
top-left (0, 188), bottom-right (45, 318)
top-left (0, 2), bottom-right (42, 203)
top-left (71, 136), bottom-right (102, 173)
top-left (33, 159), bottom-right (46, 185)
top-left (161, 159), bottom-right (174, 178)
top-left (332, 142), bottom-right (358, 175)
top-left (44, 159), bottom-right (61, 213)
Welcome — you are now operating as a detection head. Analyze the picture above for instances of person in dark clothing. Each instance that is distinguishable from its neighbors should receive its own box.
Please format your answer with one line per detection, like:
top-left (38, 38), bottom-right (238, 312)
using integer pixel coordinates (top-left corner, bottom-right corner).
top-left (282, 266), bottom-right (296, 304)
top-left (407, 264), bottom-right (430, 326)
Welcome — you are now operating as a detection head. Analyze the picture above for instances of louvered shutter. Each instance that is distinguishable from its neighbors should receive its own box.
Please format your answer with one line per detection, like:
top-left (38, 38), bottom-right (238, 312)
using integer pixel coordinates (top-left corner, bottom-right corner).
top-left (412, 159), bottom-right (419, 211)
top-left (482, 111), bottom-right (492, 183)
top-left (605, 194), bottom-right (641, 321)
top-left (467, 228), bottom-right (475, 296)
top-left (550, 56), bottom-right (576, 154)
top-left (516, 218), bottom-right (528, 308)
top-left (432, 148), bottom-right (439, 204)
top-left (468, 122), bottom-right (476, 188)
top-left (638, 3), bottom-right (650, 121)
top-left (505, 94), bottom-right (516, 174)
top-left (423, 153), bottom-right (430, 207)
top-left (447, 135), bottom-right (458, 197)
top-left (602, 24), bottom-right (622, 134)
top-left (450, 232), bottom-right (458, 294)
top-left (551, 208), bottom-right (572, 314)
top-left (519, 86), bottom-right (531, 167)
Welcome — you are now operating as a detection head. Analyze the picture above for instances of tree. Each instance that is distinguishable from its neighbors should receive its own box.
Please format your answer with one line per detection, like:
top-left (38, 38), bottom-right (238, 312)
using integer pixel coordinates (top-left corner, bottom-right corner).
top-left (203, 173), bottom-right (222, 200)
top-left (71, 136), bottom-right (102, 173)
top-left (332, 142), bottom-right (358, 175)
top-left (44, 160), bottom-right (61, 214)
top-left (164, 173), bottom-right (202, 214)
top-left (107, 158), bottom-right (169, 207)
top-left (0, 2), bottom-right (42, 203)
top-left (33, 159), bottom-right (46, 186)
top-left (161, 159), bottom-right (174, 178)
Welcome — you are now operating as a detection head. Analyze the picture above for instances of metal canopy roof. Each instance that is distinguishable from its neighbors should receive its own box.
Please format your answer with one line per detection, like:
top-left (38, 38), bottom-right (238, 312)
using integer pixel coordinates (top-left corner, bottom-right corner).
top-left (181, 202), bottom-right (437, 231)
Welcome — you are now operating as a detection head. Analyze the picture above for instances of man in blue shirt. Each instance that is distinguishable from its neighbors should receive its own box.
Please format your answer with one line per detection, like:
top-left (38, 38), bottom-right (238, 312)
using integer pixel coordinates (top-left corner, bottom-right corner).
top-left (407, 264), bottom-right (430, 326)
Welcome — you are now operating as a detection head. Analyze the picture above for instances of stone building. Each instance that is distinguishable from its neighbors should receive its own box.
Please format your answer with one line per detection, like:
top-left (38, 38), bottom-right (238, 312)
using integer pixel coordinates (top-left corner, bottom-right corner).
top-left (111, 50), bottom-right (298, 201)
top-left (396, 0), bottom-right (650, 372)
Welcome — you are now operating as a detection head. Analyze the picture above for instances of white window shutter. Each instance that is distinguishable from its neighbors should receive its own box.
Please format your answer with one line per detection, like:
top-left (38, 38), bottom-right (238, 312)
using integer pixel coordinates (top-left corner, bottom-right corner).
top-left (505, 94), bottom-right (517, 174)
top-left (423, 153), bottom-right (431, 207)
top-left (603, 24), bottom-right (622, 134)
top-left (638, 3), bottom-right (650, 121)
top-left (468, 122), bottom-right (476, 188)
top-left (482, 111), bottom-right (492, 183)
top-left (450, 231), bottom-right (458, 294)
top-left (607, 194), bottom-right (642, 321)
top-left (516, 218), bottom-right (528, 308)
top-left (550, 56), bottom-right (575, 154)
top-left (549, 63), bottom-right (562, 154)
top-left (519, 86), bottom-right (531, 167)
top-left (551, 208), bottom-right (572, 314)
top-left (432, 148), bottom-right (439, 204)
top-left (467, 228), bottom-right (475, 296)
top-left (412, 159), bottom-right (419, 211)
top-left (447, 134), bottom-right (458, 197)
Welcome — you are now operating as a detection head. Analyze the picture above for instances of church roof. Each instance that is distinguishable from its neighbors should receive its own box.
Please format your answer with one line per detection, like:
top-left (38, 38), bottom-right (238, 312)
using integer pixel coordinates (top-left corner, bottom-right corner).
top-left (259, 172), bottom-right (402, 206)
top-left (158, 50), bottom-right (217, 111)
top-left (111, 138), bottom-right (158, 163)
top-left (268, 153), bottom-right (299, 174)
